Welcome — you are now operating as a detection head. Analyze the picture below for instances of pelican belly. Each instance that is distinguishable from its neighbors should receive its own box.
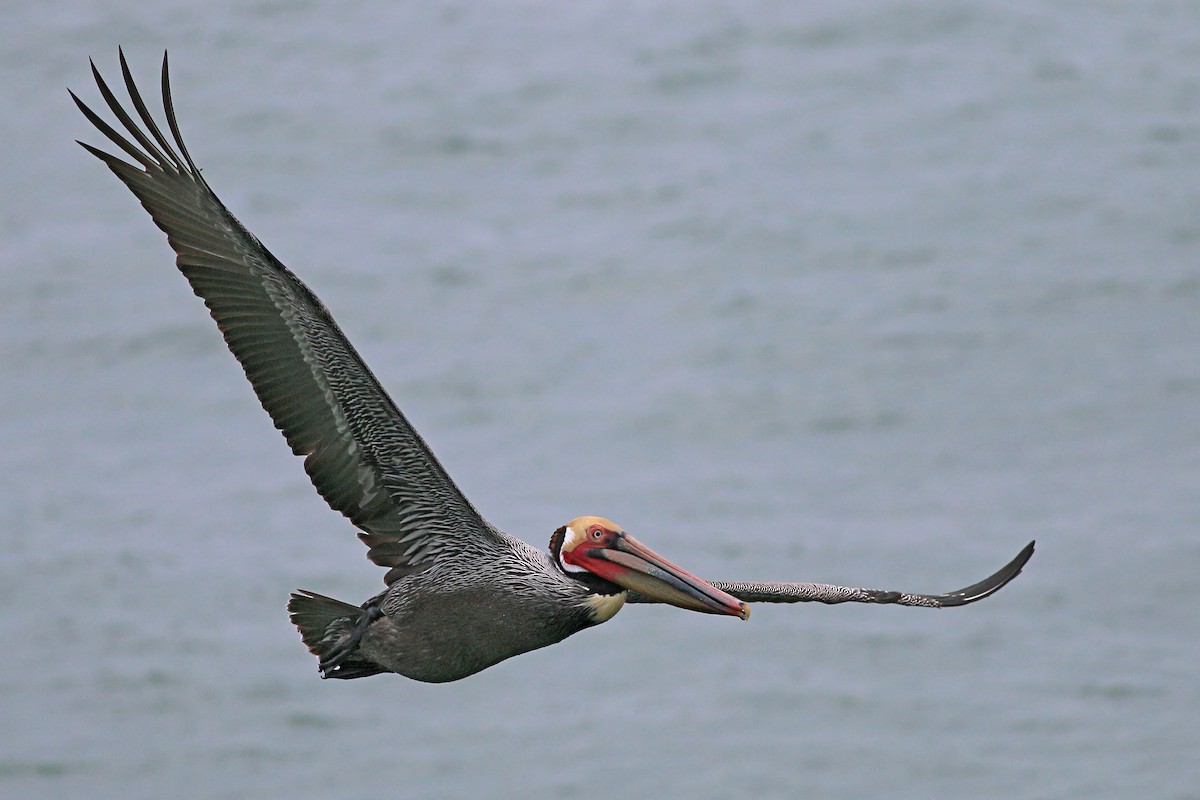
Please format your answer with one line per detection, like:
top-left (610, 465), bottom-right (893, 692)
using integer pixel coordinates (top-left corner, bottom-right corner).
top-left (360, 584), bottom-right (597, 683)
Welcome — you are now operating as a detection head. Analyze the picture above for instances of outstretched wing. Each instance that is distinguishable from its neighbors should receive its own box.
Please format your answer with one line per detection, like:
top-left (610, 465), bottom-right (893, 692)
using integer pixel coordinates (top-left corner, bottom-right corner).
top-left (629, 541), bottom-right (1035, 608)
top-left (73, 50), bottom-right (503, 583)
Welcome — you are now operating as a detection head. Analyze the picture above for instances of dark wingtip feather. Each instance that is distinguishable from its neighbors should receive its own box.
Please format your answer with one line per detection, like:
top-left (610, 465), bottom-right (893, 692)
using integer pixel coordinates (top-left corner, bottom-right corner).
top-left (75, 138), bottom-right (114, 161)
top-left (934, 539), bottom-right (1035, 607)
top-left (160, 49), bottom-right (203, 179)
top-left (70, 85), bottom-right (156, 170)
top-left (92, 52), bottom-right (180, 173)
top-left (118, 47), bottom-right (186, 173)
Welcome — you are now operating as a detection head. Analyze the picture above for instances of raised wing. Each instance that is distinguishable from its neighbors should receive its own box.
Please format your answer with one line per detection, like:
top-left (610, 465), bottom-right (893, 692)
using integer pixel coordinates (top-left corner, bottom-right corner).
top-left (73, 50), bottom-right (502, 582)
top-left (629, 540), bottom-right (1034, 608)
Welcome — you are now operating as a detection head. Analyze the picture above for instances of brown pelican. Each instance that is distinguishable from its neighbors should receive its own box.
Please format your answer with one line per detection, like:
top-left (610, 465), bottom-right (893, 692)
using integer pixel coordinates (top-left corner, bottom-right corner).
top-left (73, 51), bottom-right (1034, 684)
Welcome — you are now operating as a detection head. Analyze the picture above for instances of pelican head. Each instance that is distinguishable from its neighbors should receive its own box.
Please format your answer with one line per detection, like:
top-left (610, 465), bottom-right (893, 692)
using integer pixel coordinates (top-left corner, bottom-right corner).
top-left (552, 516), bottom-right (750, 620)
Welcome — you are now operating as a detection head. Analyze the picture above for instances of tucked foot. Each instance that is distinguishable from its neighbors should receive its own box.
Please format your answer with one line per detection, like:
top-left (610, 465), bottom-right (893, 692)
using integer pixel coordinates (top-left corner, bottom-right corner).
top-left (288, 590), bottom-right (389, 680)
top-left (318, 603), bottom-right (383, 677)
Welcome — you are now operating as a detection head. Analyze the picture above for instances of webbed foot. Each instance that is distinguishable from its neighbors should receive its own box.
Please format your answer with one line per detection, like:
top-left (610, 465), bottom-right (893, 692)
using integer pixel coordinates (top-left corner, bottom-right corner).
top-left (318, 603), bottom-right (383, 677)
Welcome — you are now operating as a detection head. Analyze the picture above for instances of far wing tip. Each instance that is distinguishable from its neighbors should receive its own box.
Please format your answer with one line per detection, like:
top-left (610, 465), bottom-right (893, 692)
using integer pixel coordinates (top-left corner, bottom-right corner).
top-left (935, 538), bottom-right (1036, 607)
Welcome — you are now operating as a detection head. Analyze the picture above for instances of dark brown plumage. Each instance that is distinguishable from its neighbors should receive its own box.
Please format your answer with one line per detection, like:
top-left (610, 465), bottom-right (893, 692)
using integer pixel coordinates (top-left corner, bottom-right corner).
top-left (74, 50), bottom-right (1033, 683)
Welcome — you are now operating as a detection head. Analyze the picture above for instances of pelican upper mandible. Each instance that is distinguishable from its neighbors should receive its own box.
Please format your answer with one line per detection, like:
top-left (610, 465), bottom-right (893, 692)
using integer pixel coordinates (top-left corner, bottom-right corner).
top-left (73, 51), bottom-right (1034, 684)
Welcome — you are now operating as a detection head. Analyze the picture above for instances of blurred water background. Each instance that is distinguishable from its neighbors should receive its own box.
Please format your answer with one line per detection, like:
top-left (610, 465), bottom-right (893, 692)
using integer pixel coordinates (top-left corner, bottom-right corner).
top-left (2, 2), bottom-right (1198, 798)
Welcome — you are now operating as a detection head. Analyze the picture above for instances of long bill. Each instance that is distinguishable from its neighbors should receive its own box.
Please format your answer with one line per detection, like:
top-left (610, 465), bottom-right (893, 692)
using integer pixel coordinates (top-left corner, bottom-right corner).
top-left (583, 533), bottom-right (750, 620)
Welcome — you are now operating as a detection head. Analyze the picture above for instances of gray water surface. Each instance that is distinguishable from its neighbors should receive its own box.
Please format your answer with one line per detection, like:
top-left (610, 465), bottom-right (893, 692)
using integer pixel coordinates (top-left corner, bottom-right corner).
top-left (3, 2), bottom-right (1199, 798)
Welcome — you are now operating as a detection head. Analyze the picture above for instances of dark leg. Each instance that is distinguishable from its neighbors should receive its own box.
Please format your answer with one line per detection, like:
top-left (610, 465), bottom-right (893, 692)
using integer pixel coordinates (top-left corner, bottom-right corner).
top-left (318, 603), bottom-right (384, 677)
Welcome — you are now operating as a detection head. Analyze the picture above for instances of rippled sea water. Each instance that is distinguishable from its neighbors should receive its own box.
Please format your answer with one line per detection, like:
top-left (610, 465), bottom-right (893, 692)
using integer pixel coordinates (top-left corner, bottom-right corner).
top-left (3, 2), bottom-right (1199, 798)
